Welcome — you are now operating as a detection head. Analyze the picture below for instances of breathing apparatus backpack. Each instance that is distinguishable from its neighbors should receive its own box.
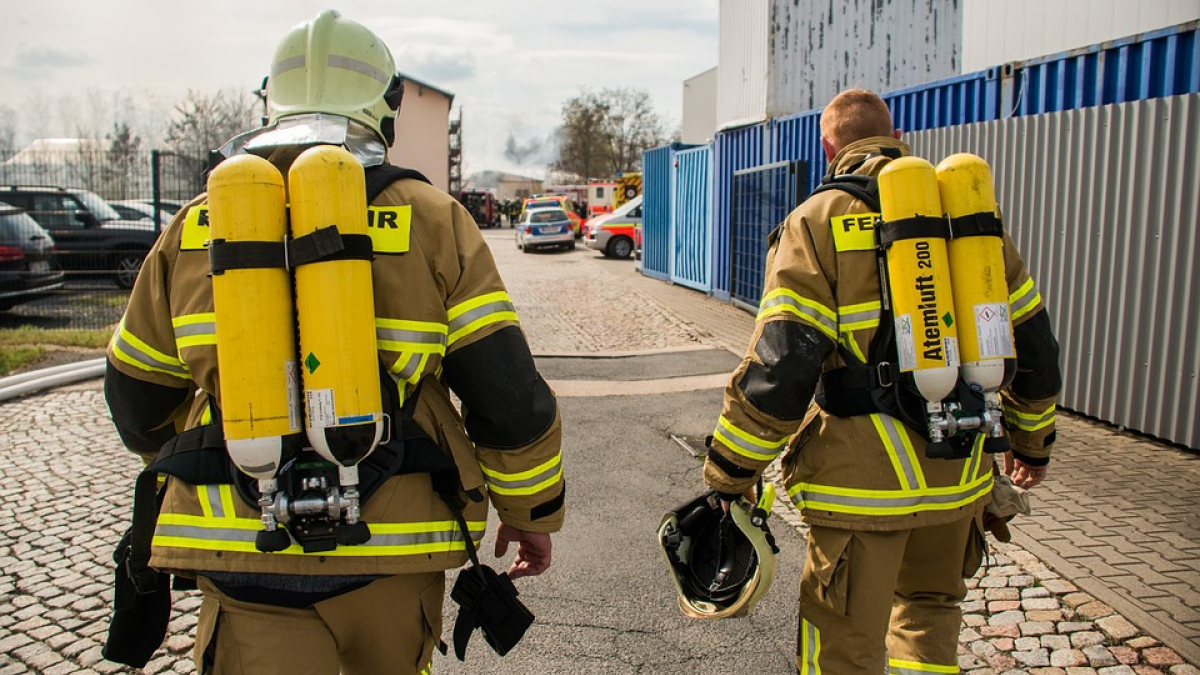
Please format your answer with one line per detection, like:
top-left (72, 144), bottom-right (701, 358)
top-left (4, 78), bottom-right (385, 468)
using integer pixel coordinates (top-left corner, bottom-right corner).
top-left (812, 152), bottom-right (1018, 460)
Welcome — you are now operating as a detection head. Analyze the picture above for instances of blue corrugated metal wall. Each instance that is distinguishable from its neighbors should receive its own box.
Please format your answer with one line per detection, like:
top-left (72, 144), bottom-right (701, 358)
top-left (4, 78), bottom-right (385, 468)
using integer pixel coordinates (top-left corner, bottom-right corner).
top-left (647, 19), bottom-right (1200, 301)
top-left (641, 145), bottom-right (672, 280)
top-left (670, 146), bottom-right (713, 292)
top-left (711, 126), bottom-right (765, 300)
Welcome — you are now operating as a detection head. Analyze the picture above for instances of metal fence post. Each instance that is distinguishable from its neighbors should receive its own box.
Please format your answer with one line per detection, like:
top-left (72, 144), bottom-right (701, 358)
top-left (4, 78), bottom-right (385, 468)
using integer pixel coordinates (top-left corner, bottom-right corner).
top-left (150, 149), bottom-right (162, 234)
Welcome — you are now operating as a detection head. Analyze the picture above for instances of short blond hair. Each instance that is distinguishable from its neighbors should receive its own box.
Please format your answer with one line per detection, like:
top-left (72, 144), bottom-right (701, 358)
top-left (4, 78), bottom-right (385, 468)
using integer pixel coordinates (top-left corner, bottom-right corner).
top-left (820, 89), bottom-right (894, 148)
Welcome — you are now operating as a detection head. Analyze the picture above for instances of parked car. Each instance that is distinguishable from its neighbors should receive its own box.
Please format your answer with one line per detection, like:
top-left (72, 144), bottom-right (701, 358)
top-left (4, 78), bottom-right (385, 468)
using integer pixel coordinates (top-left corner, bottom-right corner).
top-left (134, 198), bottom-right (188, 213)
top-left (456, 189), bottom-right (500, 228)
top-left (522, 195), bottom-right (583, 237)
top-left (0, 201), bottom-right (65, 310)
top-left (0, 185), bottom-right (161, 289)
top-left (109, 200), bottom-right (175, 229)
top-left (585, 195), bottom-right (642, 259)
top-left (515, 207), bottom-right (575, 252)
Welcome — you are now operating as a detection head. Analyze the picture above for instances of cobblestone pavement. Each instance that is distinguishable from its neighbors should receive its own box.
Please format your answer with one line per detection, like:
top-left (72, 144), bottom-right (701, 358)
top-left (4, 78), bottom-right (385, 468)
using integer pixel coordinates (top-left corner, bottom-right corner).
top-left (1, 230), bottom-right (1197, 674)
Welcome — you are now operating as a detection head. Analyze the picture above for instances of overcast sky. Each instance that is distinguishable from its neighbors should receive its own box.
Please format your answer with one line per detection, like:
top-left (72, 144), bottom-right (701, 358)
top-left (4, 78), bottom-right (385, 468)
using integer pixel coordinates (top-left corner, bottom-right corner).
top-left (0, 1), bottom-right (719, 177)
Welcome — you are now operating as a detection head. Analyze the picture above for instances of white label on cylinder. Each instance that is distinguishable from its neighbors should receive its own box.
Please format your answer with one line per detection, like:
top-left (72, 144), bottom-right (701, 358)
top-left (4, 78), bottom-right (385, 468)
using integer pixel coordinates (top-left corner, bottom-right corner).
top-left (975, 303), bottom-right (1015, 359)
top-left (895, 314), bottom-right (917, 372)
top-left (306, 388), bottom-right (336, 428)
top-left (285, 360), bottom-right (302, 432)
top-left (943, 336), bottom-right (960, 368)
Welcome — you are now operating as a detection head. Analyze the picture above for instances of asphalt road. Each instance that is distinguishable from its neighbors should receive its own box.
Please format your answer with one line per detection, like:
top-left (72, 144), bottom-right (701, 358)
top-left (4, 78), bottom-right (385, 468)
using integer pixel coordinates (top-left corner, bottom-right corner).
top-left (435, 353), bottom-right (805, 674)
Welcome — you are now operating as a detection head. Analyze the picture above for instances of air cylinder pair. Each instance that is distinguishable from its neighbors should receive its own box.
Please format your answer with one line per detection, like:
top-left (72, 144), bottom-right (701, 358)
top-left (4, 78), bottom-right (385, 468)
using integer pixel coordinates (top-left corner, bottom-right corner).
top-left (206, 145), bottom-right (383, 551)
top-left (877, 153), bottom-right (1016, 458)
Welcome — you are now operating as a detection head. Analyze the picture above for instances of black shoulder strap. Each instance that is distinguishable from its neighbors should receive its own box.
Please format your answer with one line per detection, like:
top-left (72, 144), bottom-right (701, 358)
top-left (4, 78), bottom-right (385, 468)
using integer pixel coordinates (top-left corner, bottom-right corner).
top-left (365, 164), bottom-right (432, 203)
top-left (807, 174), bottom-right (880, 212)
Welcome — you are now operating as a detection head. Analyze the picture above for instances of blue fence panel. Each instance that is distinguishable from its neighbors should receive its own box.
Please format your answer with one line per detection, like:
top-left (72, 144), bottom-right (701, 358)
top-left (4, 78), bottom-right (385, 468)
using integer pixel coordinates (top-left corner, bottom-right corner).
top-left (1011, 19), bottom-right (1199, 116)
top-left (729, 161), bottom-right (804, 309)
top-left (712, 125), bottom-right (765, 300)
top-left (882, 70), bottom-right (1001, 132)
top-left (769, 110), bottom-right (824, 194)
top-left (670, 146), bottom-right (713, 292)
top-left (641, 145), bottom-right (673, 280)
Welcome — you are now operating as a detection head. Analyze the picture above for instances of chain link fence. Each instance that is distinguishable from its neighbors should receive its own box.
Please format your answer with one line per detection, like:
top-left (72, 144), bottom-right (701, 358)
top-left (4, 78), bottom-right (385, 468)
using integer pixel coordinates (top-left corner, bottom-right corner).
top-left (0, 146), bottom-right (206, 331)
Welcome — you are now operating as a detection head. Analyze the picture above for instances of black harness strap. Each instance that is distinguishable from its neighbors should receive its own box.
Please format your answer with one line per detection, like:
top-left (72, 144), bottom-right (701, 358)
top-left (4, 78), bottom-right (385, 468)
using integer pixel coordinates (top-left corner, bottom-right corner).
top-left (950, 211), bottom-right (1004, 238)
top-left (878, 215), bottom-right (951, 245)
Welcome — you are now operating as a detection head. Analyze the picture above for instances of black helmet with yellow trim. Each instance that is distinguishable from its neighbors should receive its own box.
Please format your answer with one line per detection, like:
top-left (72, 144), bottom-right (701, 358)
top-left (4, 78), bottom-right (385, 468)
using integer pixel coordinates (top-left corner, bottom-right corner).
top-left (658, 483), bottom-right (779, 619)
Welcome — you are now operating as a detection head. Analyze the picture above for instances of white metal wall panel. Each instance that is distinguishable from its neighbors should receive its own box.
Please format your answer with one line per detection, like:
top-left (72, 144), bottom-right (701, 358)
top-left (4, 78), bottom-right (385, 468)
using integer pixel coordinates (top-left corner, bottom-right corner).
top-left (909, 94), bottom-right (1200, 450)
top-left (683, 67), bottom-right (720, 144)
top-left (769, 0), bottom-right (963, 116)
top-left (961, 0), bottom-right (1200, 73)
top-left (718, 0), bottom-right (771, 129)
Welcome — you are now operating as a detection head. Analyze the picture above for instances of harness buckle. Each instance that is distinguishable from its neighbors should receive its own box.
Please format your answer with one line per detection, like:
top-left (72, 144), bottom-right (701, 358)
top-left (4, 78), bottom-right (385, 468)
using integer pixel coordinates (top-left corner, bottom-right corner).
top-left (875, 361), bottom-right (894, 389)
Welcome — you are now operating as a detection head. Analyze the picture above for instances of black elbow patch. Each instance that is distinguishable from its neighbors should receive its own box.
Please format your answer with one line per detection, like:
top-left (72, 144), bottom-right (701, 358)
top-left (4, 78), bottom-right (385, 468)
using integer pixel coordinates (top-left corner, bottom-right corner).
top-left (443, 325), bottom-right (556, 449)
top-left (1012, 312), bottom-right (1063, 400)
top-left (104, 362), bottom-right (190, 454)
top-left (738, 321), bottom-right (832, 421)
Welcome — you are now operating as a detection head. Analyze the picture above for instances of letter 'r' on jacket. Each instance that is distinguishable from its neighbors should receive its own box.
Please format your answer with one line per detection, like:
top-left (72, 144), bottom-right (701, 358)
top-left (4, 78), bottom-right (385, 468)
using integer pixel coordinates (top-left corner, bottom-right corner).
top-left (703, 137), bottom-right (1061, 531)
top-left (105, 168), bottom-right (565, 577)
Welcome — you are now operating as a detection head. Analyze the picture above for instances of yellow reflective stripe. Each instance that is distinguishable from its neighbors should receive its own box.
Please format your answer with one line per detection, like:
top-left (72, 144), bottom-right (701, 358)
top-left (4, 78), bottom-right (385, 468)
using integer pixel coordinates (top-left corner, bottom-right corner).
top-left (200, 404), bottom-right (213, 426)
top-left (173, 313), bottom-right (217, 349)
top-left (787, 472), bottom-right (993, 516)
top-left (840, 331), bottom-right (868, 363)
top-left (758, 288), bottom-right (838, 340)
top-left (219, 484), bottom-right (237, 520)
top-left (420, 664), bottom-right (433, 675)
top-left (799, 619), bottom-right (822, 675)
top-left (197, 486), bottom-right (214, 519)
top-left (154, 512), bottom-right (487, 557)
top-left (375, 318), bottom-right (448, 354)
top-left (1004, 403), bottom-right (1056, 431)
top-left (837, 301), bottom-right (881, 331)
top-left (1009, 277), bottom-right (1042, 321)
top-left (112, 320), bottom-right (191, 379)
top-left (713, 416), bottom-right (788, 461)
top-left (872, 414), bottom-right (926, 491)
top-left (889, 658), bottom-right (959, 674)
top-left (446, 291), bottom-right (519, 346)
top-left (960, 434), bottom-right (985, 485)
top-left (481, 453), bottom-right (564, 496)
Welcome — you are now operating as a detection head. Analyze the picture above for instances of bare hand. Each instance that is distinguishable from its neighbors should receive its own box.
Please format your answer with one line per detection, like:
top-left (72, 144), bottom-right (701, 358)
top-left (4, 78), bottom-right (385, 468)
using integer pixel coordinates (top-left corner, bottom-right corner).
top-left (494, 524), bottom-right (553, 579)
top-left (1005, 452), bottom-right (1048, 489)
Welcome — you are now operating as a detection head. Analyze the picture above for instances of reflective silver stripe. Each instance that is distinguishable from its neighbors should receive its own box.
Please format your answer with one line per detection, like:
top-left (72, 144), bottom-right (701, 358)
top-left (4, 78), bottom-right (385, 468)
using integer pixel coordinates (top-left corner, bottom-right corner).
top-left (174, 321), bottom-right (215, 339)
top-left (327, 55), bottom-right (389, 83)
top-left (376, 327), bottom-right (447, 346)
top-left (796, 479), bottom-right (992, 510)
top-left (204, 486), bottom-right (225, 519)
top-left (838, 307), bottom-right (880, 325)
top-left (760, 295), bottom-right (837, 334)
top-left (800, 619), bottom-right (820, 674)
top-left (113, 332), bottom-right (189, 375)
top-left (1010, 288), bottom-right (1039, 316)
top-left (448, 300), bottom-right (515, 335)
top-left (155, 524), bottom-right (483, 548)
top-left (272, 55), bottom-right (306, 77)
top-left (484, 463), bottom-right (562, 491)
top-left (394, 353), bottom-right (422, 381)
top-left (877, 415), bottom-right (920, 491)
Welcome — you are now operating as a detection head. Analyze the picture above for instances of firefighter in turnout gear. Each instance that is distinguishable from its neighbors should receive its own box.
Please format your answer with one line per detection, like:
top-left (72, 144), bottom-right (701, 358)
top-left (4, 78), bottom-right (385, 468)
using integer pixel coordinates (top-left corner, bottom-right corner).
top-left (701, 89), bottom-right (1061, 675)
top-left (103, 11), bottom-right (563, 675)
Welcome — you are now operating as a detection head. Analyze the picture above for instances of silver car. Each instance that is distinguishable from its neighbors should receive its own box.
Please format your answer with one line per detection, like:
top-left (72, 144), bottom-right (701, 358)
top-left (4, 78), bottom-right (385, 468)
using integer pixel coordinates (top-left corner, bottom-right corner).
top-left (515, 207), bottom-right (576, 252)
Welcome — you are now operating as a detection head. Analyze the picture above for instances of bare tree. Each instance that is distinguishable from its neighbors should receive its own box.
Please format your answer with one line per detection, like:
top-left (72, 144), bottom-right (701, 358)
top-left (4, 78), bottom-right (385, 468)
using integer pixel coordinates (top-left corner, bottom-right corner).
top-left (0, 106), bottom-right (16, 151)
top-left (165, 89), bottom-right (259, 160)
top-left (105, 121), bottom-right (142, 199)
top-left (554, 87), bottom-right (668, 179)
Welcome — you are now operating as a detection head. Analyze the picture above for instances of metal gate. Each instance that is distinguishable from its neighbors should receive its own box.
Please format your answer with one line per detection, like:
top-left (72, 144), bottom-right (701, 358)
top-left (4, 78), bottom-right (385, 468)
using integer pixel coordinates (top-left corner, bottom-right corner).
top-left (729, 160), bottom-right (807, 310)
top-left (670, 146), bottom-right (713, 292)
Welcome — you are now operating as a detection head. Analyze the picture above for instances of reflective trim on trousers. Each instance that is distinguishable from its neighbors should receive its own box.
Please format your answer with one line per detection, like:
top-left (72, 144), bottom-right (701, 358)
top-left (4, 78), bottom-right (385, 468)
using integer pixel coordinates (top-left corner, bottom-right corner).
top-left (888, 657), bottom-right (959, 674)
top-left (798, 618), bottom-right (822, 675)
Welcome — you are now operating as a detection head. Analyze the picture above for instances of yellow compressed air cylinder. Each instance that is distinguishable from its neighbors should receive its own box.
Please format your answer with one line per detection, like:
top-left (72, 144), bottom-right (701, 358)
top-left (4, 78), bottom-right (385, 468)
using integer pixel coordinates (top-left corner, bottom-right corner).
top-left (937, 153), bottom-right (1015, 394)
top-left (877, 157), bottom-right (960, 404)
top-left (288, 145), bottom-right (383, 469)
top-left (208, 155), bottom-right (299, 479)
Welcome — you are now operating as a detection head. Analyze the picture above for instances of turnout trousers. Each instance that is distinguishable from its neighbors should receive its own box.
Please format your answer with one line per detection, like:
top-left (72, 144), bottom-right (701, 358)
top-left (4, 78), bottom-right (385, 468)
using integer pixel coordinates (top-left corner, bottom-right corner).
top-left (796, 513), bottom-right (985, 675)
top-left (194, 572), bottom-right (445, 675)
